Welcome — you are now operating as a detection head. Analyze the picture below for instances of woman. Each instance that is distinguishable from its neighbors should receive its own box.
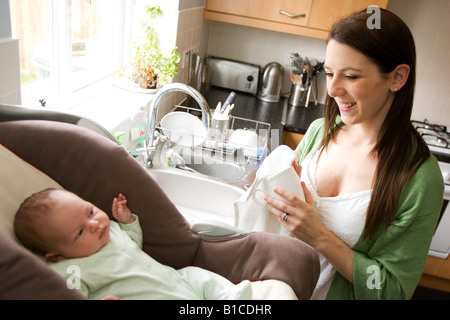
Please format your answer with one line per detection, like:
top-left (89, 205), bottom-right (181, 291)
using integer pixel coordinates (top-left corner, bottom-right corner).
top-left (265, 8), bottom-right (444, 299)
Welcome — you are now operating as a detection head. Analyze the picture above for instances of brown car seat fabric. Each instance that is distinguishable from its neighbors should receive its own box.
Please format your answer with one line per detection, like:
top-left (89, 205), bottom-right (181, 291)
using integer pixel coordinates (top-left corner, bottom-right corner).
top-left (0, 233), bottom-right (86, 300)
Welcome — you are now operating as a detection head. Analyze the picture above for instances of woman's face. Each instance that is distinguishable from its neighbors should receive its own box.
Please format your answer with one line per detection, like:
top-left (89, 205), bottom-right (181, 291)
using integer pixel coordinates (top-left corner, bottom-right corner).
top-left (324, 39), bottom-right (395, 128)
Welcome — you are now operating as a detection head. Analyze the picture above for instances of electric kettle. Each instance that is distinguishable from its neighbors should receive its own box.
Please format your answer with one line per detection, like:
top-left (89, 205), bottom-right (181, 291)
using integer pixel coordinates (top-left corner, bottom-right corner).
top-left (257, 62), bottom-right (284, 103)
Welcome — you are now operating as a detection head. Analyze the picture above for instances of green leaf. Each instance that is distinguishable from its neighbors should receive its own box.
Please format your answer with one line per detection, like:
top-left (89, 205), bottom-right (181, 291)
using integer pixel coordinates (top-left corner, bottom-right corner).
top-left (129, 5), bottom-right (180, 88)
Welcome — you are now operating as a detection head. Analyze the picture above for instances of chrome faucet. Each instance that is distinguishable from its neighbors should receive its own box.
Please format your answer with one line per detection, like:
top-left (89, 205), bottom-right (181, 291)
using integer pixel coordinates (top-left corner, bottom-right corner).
top-left (143, 83), bottom-right (211, 167)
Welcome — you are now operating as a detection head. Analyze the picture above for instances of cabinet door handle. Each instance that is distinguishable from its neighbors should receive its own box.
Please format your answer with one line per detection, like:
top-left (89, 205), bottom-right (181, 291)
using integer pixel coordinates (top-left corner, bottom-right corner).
top-left (279, 10), bottom-right (306, 18)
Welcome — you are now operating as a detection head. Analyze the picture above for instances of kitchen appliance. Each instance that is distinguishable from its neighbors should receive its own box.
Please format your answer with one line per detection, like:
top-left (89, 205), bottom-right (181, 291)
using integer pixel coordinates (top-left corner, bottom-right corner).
top-left (257, 62), bottom-right (284, 103)
top-left (206, 57), bottom-right (260, 95)
top-left (412, 120), bottom-right (450, 258)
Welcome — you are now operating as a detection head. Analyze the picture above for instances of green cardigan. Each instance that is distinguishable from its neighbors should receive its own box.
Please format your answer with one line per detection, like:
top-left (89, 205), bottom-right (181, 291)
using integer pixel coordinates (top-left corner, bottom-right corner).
top-left (295, 118), bottom-right (444, 299)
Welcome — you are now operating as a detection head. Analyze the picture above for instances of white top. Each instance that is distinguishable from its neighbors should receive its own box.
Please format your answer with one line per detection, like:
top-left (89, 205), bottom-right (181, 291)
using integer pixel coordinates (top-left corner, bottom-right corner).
top-left (301, 148), bottom-right (372, 300)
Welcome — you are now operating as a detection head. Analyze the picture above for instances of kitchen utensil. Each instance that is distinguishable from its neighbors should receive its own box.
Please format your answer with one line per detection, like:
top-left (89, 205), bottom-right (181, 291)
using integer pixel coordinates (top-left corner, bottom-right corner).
top-left (305, 85), bottom-right (312, 106)
top-left (160, 112), bottom-right (206, 147)
top-left (210, 101), bottom-right (232, 141)
top-left (220, 91), bottom-right (237, 113)
top-left (195, 55), bottom-right (203, 92)
top-left (302, 57), bottom-right (311, 86)
top-left (313, 62), bottom-right (325, 77)
top-left (188, 51), bottom-right (197, 87)
top-left (288, 83), bottom-right (306, 107)
top-left (200, 64), bottom-right (212, 96)
top-left (213, 102), bottom-right (222, 118)
top-left (257, 62), bottom-right (284, 103)
top-left (311, 62), bottom-right (325, 106)
top-left (290, 52), bottom-right (303, 76)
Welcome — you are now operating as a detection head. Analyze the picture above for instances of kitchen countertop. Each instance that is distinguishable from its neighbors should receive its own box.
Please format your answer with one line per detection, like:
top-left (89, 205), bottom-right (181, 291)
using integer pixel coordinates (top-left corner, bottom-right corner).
top-left (205, 86), bottom-right (324, 142)
top-left (282, 98), bottom-right (324, 134)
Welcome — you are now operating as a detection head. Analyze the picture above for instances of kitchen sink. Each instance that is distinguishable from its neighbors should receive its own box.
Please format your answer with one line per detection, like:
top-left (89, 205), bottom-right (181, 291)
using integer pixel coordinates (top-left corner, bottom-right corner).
top-left (183, 157), bottom-right (245, 181)
top-left (147, 167), bottom-right (245, 236)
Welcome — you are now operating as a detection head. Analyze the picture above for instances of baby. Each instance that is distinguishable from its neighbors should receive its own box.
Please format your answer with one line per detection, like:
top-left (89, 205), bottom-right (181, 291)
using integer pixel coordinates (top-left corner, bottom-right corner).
top-left (14, 188), bottom-right (255, 300)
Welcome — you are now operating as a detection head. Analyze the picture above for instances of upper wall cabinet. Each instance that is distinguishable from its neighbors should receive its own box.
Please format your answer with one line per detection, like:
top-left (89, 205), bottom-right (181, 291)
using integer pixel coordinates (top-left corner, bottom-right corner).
top-left (204, 0), bottom-right (389, 40)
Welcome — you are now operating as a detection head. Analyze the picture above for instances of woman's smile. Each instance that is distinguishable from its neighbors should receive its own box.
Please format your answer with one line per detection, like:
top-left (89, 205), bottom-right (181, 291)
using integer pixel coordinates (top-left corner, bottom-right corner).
top-left (336, 101), bottom-right (357, 111)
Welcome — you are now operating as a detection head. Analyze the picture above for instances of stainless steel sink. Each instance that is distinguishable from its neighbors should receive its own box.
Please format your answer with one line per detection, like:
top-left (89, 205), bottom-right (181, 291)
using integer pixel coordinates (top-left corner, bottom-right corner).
top-left (183, 157), bottom-right (245, 181)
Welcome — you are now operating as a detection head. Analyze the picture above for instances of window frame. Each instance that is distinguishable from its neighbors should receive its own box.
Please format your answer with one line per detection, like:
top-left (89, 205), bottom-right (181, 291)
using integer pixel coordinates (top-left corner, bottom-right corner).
top-left (15, 0), bottom-right (132, 109)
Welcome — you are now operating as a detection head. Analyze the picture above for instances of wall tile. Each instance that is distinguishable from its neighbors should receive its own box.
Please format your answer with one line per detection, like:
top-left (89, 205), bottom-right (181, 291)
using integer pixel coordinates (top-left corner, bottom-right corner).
top-left (206, 21), bottom-right (328, 102)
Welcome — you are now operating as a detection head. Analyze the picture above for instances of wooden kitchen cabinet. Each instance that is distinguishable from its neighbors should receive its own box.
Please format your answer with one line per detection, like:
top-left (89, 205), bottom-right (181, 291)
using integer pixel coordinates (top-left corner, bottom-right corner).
top-left (204, 0), bottom-right (389, 40)
top-left (308, 0), bottom-right (388, 31)
top-left (282, 131), bottom-right (304, 150)
top-left (205, 0), bottom-right (312, 27)
top-left (419, 255), bottom-right (450, 292)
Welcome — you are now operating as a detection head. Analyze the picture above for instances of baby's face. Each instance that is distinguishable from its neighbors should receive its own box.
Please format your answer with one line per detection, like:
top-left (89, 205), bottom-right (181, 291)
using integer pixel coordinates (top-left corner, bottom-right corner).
top-left (45, 190), bottom-right (110, 260)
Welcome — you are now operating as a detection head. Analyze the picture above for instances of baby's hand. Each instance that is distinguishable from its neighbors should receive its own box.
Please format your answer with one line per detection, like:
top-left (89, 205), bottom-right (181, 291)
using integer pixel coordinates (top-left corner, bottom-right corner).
top-left (112, 194), bottom-right (134, 224)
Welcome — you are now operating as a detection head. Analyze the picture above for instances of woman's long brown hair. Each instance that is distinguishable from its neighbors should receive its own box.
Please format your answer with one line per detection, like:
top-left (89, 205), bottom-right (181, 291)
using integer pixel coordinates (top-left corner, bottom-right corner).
top-left (323, 9), bottom-right (430, 238)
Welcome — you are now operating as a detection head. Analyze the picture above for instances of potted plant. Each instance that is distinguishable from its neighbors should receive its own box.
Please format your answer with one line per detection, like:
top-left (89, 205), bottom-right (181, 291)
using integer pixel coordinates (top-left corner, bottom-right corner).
top-left (121, 5), bottom-right (181, 90)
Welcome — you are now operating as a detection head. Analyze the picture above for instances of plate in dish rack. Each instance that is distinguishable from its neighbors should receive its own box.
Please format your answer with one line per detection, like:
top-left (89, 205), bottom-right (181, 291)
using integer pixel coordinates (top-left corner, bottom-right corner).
top-left (160, 112), bottom-right (207, 147)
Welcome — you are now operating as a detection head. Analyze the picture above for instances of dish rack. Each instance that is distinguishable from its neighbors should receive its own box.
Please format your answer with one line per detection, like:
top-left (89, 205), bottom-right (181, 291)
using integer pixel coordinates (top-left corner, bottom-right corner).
top-left (156, 106), bottom-right (271, 161)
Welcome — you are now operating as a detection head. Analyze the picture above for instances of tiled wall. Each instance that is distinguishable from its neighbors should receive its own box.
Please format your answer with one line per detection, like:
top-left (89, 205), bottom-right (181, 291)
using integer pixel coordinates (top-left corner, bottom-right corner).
top-left (206, 21), bottom-right (328, 104)
top-left (175, 6), bottom-right (209, 85)
top-left (0, 38), bottom-right (21, 104)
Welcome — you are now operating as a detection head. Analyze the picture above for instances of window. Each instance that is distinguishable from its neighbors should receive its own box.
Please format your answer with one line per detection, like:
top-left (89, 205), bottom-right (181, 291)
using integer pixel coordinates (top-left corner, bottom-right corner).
top-left (10, 0), bottom-right (130, 109)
